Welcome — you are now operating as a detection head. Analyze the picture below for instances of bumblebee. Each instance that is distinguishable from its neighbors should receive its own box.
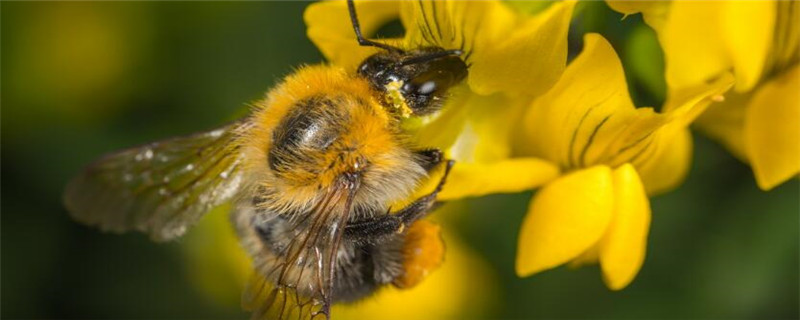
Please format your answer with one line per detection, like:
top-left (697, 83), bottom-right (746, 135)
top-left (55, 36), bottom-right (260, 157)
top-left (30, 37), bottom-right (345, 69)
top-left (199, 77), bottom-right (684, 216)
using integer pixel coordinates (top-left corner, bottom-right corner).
top-left (64, 1), bottom-right (468, 319)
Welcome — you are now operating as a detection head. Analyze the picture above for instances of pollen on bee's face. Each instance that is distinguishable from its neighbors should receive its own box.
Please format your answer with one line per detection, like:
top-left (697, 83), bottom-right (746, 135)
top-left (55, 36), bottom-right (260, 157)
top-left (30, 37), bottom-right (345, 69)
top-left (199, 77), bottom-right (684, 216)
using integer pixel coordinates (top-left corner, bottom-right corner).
top-left (384, 80), bottom-right (413, 118)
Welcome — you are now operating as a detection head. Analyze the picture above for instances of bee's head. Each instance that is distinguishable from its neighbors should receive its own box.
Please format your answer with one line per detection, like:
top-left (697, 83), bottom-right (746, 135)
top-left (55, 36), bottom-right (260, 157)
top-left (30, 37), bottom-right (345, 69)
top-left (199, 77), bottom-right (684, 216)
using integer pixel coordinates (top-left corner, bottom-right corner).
top-left (346, 0), bottom-right (467, 117)
top-left (357, 48), bottom-right (468, 116)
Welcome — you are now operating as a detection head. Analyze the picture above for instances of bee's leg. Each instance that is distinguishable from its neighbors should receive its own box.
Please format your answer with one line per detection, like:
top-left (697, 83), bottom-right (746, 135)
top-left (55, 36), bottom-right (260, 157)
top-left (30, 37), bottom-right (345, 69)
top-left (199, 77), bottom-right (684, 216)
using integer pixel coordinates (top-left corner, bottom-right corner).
top-left (345, 160), bottom-right (454, 240)
top-left (413, 149), bottom-right (443, 172)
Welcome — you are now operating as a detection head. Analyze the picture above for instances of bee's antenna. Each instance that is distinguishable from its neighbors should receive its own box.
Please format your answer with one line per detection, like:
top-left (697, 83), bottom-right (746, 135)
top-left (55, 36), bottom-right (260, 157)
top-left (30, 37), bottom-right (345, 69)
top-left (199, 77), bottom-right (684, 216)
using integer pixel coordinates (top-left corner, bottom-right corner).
top-left (399, 49), bottom-right (462, 66)
top-left (348, 0), bottom-right (404, 53)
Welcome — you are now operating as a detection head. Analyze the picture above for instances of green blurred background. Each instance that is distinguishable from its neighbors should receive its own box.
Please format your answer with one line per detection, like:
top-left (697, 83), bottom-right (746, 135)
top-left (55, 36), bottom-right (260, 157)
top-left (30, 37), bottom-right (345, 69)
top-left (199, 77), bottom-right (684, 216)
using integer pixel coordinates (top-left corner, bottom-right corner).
top-left (2, 1), bottom-right (798, 319)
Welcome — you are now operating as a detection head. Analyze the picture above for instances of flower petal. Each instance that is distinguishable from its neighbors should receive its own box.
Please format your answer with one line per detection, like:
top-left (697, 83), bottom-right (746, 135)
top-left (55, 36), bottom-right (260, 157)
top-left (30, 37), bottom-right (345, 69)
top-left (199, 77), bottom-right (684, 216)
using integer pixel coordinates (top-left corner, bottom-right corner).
top-left (453, 94), bottom-right (526, 163)
top-left (521, 34), bottom-right (733, 195)
top-left (745, 65), bottom-right (800, 190)
top-left (598, 164), bottom-right (651, 290)
top-left (439, 158), bottom-right (561, 201)
top-left (305, 0), bottom-right (400, 71)
top-left (661, 1), bottom-right (731, 90)
top-left (633, 74), bottom-right (734, 195)
top-left (520, 33), bottom-right (655, 169)
top-left (769, 1), bottom-right (800, 74)
top-left (661, 72), bottom-right (742, 175)
top-left (663, 73), bottom-right (736, 125)
top-left (693, 91), bottom-right (751, 162)
top-left (615, 1), bottom-right (775, 92)
top-left (516, 166), bottom-right (614, 277)
top-left (399, 1), bottom-right (512, 54)
top-left (468, 1), bottom-right (575, 96)
top-left (634, 126), bottom-right (692, 196)
top-left (721, 1), bottom-right (776, 92)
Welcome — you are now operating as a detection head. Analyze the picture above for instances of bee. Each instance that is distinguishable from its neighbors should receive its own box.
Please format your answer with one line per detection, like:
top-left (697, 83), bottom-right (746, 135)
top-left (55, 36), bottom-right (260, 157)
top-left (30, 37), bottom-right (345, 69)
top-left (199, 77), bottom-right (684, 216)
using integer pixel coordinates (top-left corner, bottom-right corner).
top-left (63, 0), bottom-right (468, 319)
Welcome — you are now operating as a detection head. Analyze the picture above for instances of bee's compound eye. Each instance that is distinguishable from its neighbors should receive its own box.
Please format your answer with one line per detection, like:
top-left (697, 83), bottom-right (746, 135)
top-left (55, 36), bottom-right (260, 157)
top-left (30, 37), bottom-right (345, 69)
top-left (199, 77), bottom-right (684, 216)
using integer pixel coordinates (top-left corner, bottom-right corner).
top-left (401, 81), bottom-right (437, 97)
top-left (416, 81), bottom-right (437, 95)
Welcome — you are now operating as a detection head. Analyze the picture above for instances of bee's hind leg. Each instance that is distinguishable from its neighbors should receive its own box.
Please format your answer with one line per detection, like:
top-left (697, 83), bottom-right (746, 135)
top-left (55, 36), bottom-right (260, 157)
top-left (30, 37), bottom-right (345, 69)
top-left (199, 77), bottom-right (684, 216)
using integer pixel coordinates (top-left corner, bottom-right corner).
top-left (344, 160), bottom-right (454, 241)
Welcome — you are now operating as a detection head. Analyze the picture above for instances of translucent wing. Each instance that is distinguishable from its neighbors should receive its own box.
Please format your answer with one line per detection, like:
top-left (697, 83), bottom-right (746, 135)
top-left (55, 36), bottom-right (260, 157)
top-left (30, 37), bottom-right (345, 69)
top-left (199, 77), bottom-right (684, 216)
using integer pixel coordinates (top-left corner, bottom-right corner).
top-left (242, 186), bottom-right (357, 320)
top-left (64, 121), bottom-right (248, 241)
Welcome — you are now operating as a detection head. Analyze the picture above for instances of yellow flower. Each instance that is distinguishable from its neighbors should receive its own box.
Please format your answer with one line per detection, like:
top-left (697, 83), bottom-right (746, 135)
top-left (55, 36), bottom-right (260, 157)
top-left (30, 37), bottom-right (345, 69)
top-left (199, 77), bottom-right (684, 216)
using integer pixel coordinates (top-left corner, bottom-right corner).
top-left (608, 0), bottom-right (800, 190)
top-left (512, 34), bottom-right (732, 290)
top-left (306, 0), bottom-right (576, 197)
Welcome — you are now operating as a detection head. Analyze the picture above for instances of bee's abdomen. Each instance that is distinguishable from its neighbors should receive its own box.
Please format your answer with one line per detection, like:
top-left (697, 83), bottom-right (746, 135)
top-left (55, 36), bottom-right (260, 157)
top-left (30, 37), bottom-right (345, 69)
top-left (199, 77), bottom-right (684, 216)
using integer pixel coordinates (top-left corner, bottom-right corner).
top-left (268, 96), bottom-right (344, 179)
top-left (251, 213), bottom-right (404, 303)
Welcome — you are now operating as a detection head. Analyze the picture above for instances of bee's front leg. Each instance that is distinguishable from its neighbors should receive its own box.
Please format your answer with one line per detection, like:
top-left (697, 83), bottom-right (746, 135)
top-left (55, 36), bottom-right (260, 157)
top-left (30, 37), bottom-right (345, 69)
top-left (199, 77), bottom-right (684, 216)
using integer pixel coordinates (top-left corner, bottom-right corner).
top-left (344, 160), bottom-right (454, 241)
top-left (413, 149), bottom-right (444, 172)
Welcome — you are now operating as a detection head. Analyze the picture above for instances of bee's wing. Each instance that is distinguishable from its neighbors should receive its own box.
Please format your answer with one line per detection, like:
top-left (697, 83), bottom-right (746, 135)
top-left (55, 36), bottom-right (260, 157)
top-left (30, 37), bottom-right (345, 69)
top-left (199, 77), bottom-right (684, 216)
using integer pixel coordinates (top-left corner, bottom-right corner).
top-left (64, 121), bottom-right (249, 241)
top-left (244, 187), bottom-right (356, 320)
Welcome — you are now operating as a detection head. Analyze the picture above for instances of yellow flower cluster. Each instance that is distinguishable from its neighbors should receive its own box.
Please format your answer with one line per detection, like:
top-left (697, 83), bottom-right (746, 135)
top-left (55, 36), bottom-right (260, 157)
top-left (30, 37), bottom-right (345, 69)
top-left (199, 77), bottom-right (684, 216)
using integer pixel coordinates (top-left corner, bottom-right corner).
top-left (184, 0), bottom-right (797, 317)
top-left (608, 0), bottom-right (799, 191)
top-left (306, 0), bottom-right (741, 292)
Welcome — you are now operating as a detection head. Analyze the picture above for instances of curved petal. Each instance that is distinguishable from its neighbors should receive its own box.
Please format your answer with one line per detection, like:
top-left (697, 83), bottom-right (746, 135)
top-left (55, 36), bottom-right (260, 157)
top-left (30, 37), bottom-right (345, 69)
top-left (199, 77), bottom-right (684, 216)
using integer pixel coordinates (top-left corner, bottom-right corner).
top-left (520, 33), bottom-right (650, 168)
top-left (521, 34), bottom-right (733, 195)
top-left (468, 1), bottom-right (575, 96)
top-left (721, 1), bottom-right (775, 92)
top-left (598, 164), bottom-right (651, 290)
top-left (635, 125), bottom-right (692, 196)
top-left (632, 74), bottom-right (733, 195)
top-left (615, 1), bottom-right (775, 92)
top-left (399, 0), bottom-right (512, 53)
top-left (769, 1), bottom-right (800, 74)
top-left (305, 0), bottom-right (401, 71)
top-left (516, 166), bottom-right (614, 277)
top-left (439, 158), bottom-right (561, 201)
top-left (663, 73), bottom-right (736, 125)
top-left (662, 1), bottom-right (731, 90)
top-left (692, 90), bottom-right (751, 162)
top-left (745, 65), bottom-right (800, 190)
